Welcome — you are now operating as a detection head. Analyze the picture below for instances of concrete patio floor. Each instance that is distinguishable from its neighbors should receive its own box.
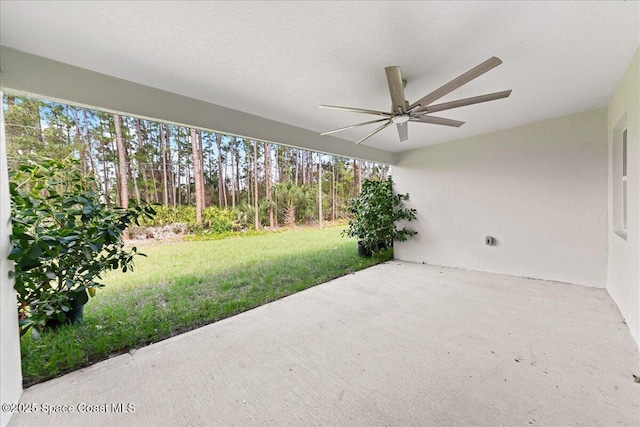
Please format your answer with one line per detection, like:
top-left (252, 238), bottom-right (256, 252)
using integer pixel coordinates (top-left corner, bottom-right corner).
top-left (8, 261), bottom-right (640, 426)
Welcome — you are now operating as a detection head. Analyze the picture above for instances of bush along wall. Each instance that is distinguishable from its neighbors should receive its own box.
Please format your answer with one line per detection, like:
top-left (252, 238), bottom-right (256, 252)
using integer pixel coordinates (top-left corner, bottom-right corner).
top-left (342, 177), bottom-right (417, 255)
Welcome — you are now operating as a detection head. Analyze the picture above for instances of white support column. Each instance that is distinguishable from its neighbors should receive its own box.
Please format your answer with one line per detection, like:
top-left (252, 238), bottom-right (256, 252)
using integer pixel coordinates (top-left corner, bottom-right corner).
top-left (0, 92), bottom-right (23, 427)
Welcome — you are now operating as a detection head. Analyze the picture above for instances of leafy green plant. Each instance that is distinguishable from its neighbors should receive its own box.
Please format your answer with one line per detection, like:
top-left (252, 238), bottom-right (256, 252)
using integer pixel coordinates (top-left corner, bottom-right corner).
top-left (8, 157), bottom-right (154, 336)
top-left (342, 177), bottom-right (417, 254)
top-left (137, 205), bottom-right (193, 227)
top-left (138, 205), bottom-right (237, 233)
top-left (275, 182), bottom-right (315, 226)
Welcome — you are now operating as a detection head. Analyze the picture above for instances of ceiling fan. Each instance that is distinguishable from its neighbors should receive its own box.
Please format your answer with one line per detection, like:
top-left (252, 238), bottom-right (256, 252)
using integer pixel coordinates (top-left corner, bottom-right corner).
top-left (319, 57), bottom-right (512, 145)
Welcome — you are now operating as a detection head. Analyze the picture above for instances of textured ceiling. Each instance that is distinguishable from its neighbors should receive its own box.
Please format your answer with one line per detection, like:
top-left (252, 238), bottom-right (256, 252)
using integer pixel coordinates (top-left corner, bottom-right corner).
top-left (1, 1), bottom-right (638, 153)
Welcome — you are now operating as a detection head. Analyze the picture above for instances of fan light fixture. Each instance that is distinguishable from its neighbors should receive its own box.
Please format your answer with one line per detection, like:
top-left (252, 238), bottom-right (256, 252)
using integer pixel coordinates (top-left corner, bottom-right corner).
top-left (391, 115), bottom-right (410, 124)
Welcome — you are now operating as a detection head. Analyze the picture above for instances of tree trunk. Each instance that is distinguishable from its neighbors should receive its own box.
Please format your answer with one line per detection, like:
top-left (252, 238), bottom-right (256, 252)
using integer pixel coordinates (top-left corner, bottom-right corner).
top-left (197, 130), bottom-right (206, 208)
top-left (82, 109), bottom-right (100, 188)
top-left (215, 134), bottom-right (227, 208)
top-left (147, 124), bottom-right (159, 204)
top-left (80, 109), bottom-right (100, 191)
top-left (159, 123), bottom-right (169, 206)
top-left (102, 160), bottom-right (110, 204)
top-left (113, 141), bottom-right (121, 207)
top-left (148, 128), bottom-right (159, 204)
top-left (331, 156), bottom-right (336, 221)
top-left (233, 141), bottom-right (241, 204)
top-left (35, 100), bottom-right (44, 143)
top-left (276, 146), bottom-right (283, 183)
top-left (191, 128), bottom-right (203, 223)
top-left (72, 109), bottom-right (88, 175)
top-left (302, 151), bottom-right (307, 185)
top-left (113, 114), bottom-right (129, 208)
top-left (357, 160), bottom-right (363, 195)
top-left (253, 140), bottom-right (259, 230)
top-left (132, 156), bottom-right (141, 205)
top-left (221, 166), bottom-right (228, 208)
top-left (176, 132), bottom-right (182, 206)
top-left (87, 143), bottom-right (99, 191)
top-left (186, 158), bottom-right (191, 205)
top-left (246, 142), bottom-right (252, 207)
top-left (171, 163), bottom-right (180, 209)
top-left (208, 134), bottom-right (215, 205)
top-left (134, 119), bottom-right (150, 204)
top-left (265, 142), bottom-right (274, 227)
top-left (123, 119), bottom-right (141, 206)
top-left (294, 150), bottom-right (299, 185)
top-left (274, 186), bottom-right (279, 228)
top-left (70, 107), bottom-right (88, 175)
top-left (230, 138), bottom-right (236, 209)
top-left (165, 124), bottom-right (176, 208)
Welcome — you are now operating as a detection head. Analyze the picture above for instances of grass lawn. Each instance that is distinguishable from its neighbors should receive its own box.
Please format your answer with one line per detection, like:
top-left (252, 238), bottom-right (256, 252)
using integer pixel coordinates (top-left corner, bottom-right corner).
top-left (20, 225), bottom-right (391, 386)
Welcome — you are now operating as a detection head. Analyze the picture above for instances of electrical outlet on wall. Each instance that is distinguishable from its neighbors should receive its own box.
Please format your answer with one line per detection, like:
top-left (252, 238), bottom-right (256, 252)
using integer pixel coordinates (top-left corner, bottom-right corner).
top-left (486, 236), bottom-right (495, 246)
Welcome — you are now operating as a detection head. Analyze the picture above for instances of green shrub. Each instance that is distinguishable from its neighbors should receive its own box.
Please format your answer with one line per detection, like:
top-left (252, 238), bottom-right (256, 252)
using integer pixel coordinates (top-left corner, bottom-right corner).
top-left (8, 158), bottom-right (154, 336)
top-left (342, 177), bottom-right (417, 253)
top-left (202, 207), bottom-right (235, 233)
top-left (139, 205), bottom-right (193, 227)
top-left (139, 205), bottom-right (236, 232)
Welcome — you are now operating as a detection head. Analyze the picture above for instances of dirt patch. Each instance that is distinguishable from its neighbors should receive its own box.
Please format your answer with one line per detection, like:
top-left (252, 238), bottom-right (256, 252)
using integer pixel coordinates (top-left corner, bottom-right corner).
top-left (125, 224), bottom-right (188, 246)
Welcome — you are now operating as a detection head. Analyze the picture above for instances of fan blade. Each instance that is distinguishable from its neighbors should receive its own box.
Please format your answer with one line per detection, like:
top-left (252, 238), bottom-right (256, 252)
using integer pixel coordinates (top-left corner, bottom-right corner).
top-left (319, 105), bottom-right (392, 117)
top-left (397, 122), bottom-right (408, 141)
top-left (409, 57), bottom-right (503, 110)
top-left (385, 66), bottom-right (407, 113)
top-left (410, 115), bottom-right (465, 127)
top-left (320, 118), bottom-right (390, 136)
top-left (418, 90), bottom-right (512, 114)
top-left (355, 120), bottom-right (393, 145)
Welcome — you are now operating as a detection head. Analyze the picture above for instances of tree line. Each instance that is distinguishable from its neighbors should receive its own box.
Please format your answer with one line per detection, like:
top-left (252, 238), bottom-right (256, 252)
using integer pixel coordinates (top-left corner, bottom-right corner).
top-left (4, 95), bottom-right (390, 229)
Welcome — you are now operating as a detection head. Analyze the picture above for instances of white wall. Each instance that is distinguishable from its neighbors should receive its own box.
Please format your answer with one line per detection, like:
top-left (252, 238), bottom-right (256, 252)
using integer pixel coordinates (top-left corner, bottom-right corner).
top-left (394, 108), bottom-right (608, 288)
top-left (0, 92), bottom-right (22, 427)
top-left (607, 46), bottom-right (639, 346)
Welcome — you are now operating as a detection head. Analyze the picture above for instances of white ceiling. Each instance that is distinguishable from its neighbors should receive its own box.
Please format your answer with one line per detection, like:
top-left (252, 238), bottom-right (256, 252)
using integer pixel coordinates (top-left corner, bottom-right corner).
top-left (1, 1), bottom-right (638, 153)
